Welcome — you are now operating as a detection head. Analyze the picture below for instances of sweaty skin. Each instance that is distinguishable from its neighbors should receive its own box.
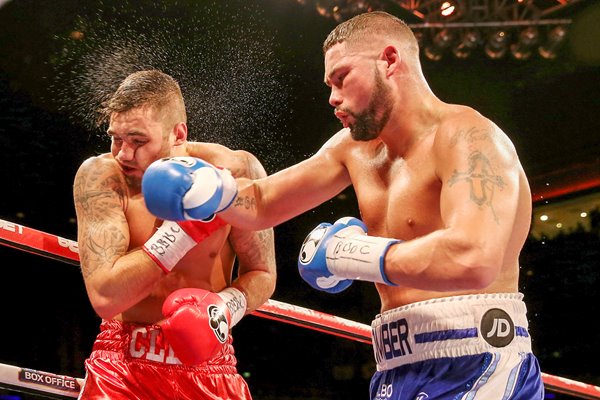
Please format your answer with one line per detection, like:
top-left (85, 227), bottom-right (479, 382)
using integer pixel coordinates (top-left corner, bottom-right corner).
top-left (220, 38), bottom-right (531, 313)
top-left (74, 106), bottom-right (275, 323)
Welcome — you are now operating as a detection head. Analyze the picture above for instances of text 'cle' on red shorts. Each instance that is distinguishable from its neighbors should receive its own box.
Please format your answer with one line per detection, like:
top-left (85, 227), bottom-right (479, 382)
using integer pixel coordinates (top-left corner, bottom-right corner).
top-left (78, 319), bottom-right (252, 400)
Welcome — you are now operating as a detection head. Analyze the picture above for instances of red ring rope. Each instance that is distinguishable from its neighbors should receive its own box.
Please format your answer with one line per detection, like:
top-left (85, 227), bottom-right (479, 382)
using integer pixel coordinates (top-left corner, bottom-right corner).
top-left (1, 218), bottom-right (599, 399)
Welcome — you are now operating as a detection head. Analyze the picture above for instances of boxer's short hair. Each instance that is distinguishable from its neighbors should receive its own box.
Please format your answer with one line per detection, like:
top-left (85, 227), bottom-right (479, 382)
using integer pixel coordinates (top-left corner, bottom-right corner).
top-left (97, 69), bottom-right (186, 126)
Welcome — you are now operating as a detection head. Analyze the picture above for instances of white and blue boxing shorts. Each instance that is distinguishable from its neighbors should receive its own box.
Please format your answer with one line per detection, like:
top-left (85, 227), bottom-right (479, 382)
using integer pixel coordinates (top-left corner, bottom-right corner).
top-left (370, 293), bottom-right (544, 400)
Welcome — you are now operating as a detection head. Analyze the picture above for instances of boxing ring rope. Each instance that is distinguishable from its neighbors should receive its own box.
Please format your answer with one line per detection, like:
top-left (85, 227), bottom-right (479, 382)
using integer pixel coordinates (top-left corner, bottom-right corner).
top-left (0, 218), bottom-right (599, 399)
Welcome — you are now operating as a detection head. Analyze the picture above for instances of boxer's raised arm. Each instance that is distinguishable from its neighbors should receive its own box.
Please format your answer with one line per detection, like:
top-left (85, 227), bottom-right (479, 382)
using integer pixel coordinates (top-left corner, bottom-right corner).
top-left (73, 157), bottom-right (163, 319)
top-left (222, 133), bottom-right (352, 230)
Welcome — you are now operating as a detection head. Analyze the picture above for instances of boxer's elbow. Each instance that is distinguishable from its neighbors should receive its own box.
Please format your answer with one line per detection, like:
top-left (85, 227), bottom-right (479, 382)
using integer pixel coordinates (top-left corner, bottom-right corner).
top-left (265, 270), bottom-right (277, 299)
top-left (461, 264), bottom-right (498, 290)
top-left (446, 235), bottom-right (503, 289)
top-left (87, 290), bottom-right (120, 320)
top-left (257, 268), bottom-right (277, 304)
top-left (84, 278), bottom-right (124, 320)
top-left (245, 269), bottom-right (277, 314)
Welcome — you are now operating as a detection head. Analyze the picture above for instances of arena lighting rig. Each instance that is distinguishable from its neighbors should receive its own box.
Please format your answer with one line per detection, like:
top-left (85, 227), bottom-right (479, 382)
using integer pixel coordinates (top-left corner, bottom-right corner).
top-left (298, 0), bottom-right (583, 60)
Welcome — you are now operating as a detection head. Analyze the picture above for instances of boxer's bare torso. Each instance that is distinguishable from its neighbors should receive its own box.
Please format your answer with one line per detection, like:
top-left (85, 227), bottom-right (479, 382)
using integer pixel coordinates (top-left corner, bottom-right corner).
top-left (228, 103), bottom-right (532, 313)
top-left (334, 105), bottom-right (532, 311)
top-left (75, 142), bottom-right (255, 323)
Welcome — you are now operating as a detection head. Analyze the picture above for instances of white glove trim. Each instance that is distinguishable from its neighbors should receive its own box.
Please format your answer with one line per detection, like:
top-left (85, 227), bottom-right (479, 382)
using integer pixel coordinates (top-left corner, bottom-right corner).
top-left (142, 221), bottom-right (196, 273)
top-left (183, 167), bottom-right (222, 210)
top-left (217, 287), bottom-right (247, 328)
top-left (215, 167), bottom-right (238, 213)
top-left (325, 229), bottom-right (398, 285)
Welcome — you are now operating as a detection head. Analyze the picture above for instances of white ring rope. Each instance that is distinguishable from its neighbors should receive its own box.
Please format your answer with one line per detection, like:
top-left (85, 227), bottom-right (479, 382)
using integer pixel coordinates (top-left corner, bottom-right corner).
top-left (0, 361), bottom-right (83, 398)
top-left (1, 218), bottom-right (599, 399)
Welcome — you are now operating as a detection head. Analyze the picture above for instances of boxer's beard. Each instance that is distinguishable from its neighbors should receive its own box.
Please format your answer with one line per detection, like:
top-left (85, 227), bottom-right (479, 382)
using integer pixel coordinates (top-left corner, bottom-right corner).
top-left (348, 69), bottom-right (392, 142)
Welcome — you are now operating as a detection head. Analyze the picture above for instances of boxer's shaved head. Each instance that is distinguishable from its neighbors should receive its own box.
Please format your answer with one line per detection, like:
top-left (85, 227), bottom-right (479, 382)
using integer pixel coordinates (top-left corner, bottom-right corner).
top-left (98, 70), bottom-right (186, 129)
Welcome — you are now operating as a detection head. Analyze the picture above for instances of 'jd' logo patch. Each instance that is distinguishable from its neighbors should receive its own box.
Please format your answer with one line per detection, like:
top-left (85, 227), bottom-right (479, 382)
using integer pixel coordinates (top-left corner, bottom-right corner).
top-left (481, 308), bottom-right (514, 347)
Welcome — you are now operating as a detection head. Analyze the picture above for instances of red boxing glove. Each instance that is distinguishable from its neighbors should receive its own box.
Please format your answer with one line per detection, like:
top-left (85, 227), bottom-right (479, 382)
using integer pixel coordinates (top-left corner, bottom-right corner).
top-left (161, 287), bottom-right (247, 365)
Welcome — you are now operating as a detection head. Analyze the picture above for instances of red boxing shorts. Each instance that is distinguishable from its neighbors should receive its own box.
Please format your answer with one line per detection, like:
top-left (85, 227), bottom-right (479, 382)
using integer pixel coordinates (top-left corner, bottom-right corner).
top-left (78, 320), bottom-right (252, 400)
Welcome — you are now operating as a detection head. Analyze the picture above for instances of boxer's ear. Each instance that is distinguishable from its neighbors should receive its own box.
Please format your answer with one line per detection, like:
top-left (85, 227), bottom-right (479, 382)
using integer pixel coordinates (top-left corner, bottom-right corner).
top-left (173, 122), bottom-right (187, 145)
top-left (381, 45), bottom-right (400, 77)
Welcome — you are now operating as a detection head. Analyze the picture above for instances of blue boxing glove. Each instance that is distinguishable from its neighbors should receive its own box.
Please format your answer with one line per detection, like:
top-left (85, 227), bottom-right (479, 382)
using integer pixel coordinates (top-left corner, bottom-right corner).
top-left (298, 217), bottom-right (399, 293)
top-left (142, 157), bottom-right (237, 221)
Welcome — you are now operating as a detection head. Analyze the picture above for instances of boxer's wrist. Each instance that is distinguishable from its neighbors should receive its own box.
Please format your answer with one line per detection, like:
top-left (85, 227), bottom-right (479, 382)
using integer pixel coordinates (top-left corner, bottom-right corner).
top-left (326, 232), bottom-right (399, 285)
top-left (213, 166), bottom-right (238, 214)
top-left (143, 220), bottom-right (196, 273)
top-left (217, 287), bottom-right (247, 327)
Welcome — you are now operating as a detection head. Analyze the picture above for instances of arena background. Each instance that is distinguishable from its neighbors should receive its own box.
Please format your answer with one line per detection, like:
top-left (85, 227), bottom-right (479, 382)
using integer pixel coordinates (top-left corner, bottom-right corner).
top-left (0, 0), bottom-right (599, 399)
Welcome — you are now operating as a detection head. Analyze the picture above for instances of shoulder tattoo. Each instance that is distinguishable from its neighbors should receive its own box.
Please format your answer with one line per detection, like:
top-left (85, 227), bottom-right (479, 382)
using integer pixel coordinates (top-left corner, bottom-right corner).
top-left (450, 127), bottom-right (494, 148)
top-left (74, 167), bottom-right (125, 221)
top-left (74, 166), bottom-right (128, 278)
top-left (448, 150), bottom-right (505, 224)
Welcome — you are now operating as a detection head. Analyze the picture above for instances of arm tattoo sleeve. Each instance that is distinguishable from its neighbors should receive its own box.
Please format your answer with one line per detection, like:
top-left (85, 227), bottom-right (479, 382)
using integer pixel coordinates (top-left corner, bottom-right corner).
top-left (74, 167), bottom-right (129, 278)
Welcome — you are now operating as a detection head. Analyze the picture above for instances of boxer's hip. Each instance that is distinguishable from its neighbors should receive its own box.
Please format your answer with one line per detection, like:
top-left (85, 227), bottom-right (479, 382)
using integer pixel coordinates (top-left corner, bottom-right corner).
top-left (371, 293), bottom-right (533, 371)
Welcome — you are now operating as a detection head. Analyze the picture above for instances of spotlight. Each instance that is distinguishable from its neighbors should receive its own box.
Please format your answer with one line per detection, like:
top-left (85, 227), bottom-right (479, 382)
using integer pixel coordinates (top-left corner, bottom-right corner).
top-left (452, 30), bottom-right (481, 59)
top-left (315, 0), bottom-right (335, 18)
top-left (484, 30), bottom-right (509, 59)
top-left (440, 1), bottom-right (456, 17)
top-left (332, 0), bottom-right (371, 22)
top-left (539, 25), bottom-right (568, 59)
top-left (69, 30), bottom-right (85, 40)
top-left (424, 29), bottom-right (455, 61)
top-left (510, 27), bottom-right (540, 60)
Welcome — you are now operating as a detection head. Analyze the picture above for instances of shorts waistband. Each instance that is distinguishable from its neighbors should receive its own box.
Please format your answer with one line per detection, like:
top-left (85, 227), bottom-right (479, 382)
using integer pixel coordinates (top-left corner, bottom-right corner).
top-left (371, 293), bottom-right (532, 371)
top-left (90, 320), bottom-right (237, 369)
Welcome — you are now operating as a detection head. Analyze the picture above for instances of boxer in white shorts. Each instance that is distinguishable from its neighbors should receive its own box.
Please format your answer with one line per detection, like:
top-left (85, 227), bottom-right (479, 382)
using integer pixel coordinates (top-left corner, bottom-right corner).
top-left (141, 11), bottom-right (544, 399)
top-left (370, 294), bottom-right (542, 399)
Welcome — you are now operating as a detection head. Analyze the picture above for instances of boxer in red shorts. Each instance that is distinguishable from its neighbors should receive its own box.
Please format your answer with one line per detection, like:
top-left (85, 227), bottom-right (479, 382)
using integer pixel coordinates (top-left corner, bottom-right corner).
top-left (73, 70), bottom-right (276, 399)
top-left (80, 320), bottom-right (251, 399)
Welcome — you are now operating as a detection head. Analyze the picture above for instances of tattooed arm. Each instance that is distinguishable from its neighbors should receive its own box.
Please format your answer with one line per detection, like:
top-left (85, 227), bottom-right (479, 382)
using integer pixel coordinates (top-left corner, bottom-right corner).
top-left (73, 156), bottom-right (163, 319)
top-left (213, 150), bottom-right (277, 313)
top-left (219, 129), bottom-right (353, 230)
top-left (383, 111), bottom-right (525, 291)
top-left (228, 227), bottom-right (276, 313)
